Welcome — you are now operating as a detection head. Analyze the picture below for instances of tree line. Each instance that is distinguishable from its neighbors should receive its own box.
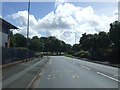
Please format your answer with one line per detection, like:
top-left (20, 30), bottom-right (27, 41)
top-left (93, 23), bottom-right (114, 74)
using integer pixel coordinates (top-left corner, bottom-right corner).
top-left (10, 21), bottom-right (120, 64)
top-left (10, 33), bottom-right (72, 55)
top-left (72, 21), bottom-right (120, 64)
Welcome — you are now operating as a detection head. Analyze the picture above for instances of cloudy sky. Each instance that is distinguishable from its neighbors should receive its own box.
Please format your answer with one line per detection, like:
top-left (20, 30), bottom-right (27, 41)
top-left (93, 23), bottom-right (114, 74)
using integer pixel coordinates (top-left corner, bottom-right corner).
top-left (2, 0), bottom-right (118, 45)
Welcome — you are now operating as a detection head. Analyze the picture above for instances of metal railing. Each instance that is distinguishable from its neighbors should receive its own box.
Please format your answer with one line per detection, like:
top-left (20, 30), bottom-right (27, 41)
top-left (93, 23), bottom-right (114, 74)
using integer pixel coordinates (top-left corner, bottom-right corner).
top-left (2, 47), bottom-right (35, 64)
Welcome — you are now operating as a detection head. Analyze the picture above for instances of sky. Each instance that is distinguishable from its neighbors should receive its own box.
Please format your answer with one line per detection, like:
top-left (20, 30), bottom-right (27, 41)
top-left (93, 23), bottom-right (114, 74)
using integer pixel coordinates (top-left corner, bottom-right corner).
top-left (1, 0), bottom-right (118, 45)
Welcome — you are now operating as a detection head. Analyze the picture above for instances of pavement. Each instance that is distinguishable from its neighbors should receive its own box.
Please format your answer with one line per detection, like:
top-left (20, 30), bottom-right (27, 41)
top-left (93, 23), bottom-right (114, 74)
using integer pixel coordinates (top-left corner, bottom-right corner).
top-left (2, 56), bottom-right (49, 88)
top-left (32, 56), bottom-right (119, 88)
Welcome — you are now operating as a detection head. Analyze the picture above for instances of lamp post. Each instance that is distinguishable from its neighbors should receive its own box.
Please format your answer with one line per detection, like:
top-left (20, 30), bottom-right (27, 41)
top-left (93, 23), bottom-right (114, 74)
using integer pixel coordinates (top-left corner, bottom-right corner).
top-left (26, 0), bottom-right (30, 62)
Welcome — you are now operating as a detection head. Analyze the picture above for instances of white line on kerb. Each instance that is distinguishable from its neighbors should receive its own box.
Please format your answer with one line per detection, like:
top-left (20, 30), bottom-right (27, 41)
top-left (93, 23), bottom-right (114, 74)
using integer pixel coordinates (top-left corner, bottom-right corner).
top-left (97, 72), bottom-right (120, 82)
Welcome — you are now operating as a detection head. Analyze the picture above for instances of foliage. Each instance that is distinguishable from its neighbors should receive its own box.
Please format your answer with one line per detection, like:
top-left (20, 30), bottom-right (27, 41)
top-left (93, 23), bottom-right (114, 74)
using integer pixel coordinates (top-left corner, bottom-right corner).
top-left (64, 54), bottom-right (73, 58)
top-left (77, 21), bottom-right (120, 64)
top-left (29, 39), bottom-right (44, 52)
top-left (9, 21), bottom-right (120, 64)
top-left (10, 34), bottom-right (72, 54)
top-left (15, 47), bottom-right (28, 50)
top-left (109, 21), bottom-right (120, 47)
top-left (74, 50), bottom-right (90, 58)
top-left (13, 33), bottom-right (27, 47)
top-left (72, 44), bottom-right (80, 51)
top-left (10, 31), bottom-right (15, 47)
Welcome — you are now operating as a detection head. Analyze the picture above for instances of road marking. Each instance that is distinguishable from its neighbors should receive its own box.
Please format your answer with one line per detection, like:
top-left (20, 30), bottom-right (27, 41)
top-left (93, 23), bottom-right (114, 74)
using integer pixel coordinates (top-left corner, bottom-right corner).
top-left (85, 67), bottom-right (91, 70)
top-left (47, 75), bottom-right (52, 80)
top-left (74, 73), bottom-right (80, 78)
top-left (72, 75), bottom-right (76, 78)
top-left (81, 65), bottom-right (91, 70)
top-left (73, 62), bottom-right (75, 64)
top-left (48, 75), bottom-right (51, 77)
top-left (97, 72), bottom-right (120, 82)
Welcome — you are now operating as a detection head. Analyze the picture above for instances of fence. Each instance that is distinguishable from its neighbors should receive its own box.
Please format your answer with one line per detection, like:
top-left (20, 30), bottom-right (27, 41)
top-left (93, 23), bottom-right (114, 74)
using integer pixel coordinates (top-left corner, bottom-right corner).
top-left (2, 47), bottom-right (35, 65)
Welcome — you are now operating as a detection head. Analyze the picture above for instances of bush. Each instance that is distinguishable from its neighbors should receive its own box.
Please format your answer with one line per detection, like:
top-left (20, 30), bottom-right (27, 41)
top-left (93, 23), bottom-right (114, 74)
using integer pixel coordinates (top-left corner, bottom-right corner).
top-left (15, 47), bottom-right (28, 50)
top-left (35, 52), bottom-right (43, 58)
top-left (73, 50), bottom-right (90, 58)
top-left (110, 47), bottom-right (119, 64)
top-left (67, 50), bottom-right (75, 55)
top-left (64, 54), bottom-right (73, 58)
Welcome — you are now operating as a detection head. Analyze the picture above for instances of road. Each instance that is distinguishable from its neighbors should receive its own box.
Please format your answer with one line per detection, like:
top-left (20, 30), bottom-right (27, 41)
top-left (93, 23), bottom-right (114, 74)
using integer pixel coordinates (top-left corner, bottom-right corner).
top-left (2, 56), bottom-right (119, 88)
top-left (32, 56), bottom-right (119, 88)
top-left (2, 56), bottom-right (49, 88)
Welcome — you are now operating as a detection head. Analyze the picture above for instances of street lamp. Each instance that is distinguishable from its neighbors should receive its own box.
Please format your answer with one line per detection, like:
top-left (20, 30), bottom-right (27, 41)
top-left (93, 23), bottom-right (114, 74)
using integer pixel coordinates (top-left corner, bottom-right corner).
top-left (26, 0), bottom-right (30, 62)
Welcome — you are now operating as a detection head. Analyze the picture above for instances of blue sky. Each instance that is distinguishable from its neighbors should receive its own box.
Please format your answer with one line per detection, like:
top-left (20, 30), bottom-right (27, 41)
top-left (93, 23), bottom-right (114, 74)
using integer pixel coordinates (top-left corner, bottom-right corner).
top-left (2, 2), bottom-right (118, 25)
top-left (1, 1), bottom-right (118, 45)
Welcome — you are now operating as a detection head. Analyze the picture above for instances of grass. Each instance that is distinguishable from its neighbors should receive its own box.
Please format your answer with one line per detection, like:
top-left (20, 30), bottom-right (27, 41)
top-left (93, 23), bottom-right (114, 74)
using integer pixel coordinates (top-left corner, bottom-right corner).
top-left (64, 54), bottom-right (74, 58)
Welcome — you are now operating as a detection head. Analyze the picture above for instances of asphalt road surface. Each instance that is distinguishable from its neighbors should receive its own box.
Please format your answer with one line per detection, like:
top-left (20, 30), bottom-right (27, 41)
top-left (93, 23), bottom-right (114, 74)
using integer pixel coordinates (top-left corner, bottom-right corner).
top-left (32, 56), bottom-right (119, 88)
top-left (2, 57), bottom-right (49, 88)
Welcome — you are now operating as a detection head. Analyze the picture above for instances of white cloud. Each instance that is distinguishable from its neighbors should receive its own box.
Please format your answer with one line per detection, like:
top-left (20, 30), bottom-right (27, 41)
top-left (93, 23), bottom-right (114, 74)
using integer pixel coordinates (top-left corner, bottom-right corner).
top-left (8, 11), bottom-right (37, 26)
top-left (55, 0), bottom-right (68, 7)
top-left (9, 3), bottom-right (117, 45)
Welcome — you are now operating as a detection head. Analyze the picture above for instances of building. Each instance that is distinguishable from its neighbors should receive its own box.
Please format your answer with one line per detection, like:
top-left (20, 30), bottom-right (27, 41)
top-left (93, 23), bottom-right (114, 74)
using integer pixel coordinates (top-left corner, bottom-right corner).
top-left (0, 18), bottom-right (18, 48)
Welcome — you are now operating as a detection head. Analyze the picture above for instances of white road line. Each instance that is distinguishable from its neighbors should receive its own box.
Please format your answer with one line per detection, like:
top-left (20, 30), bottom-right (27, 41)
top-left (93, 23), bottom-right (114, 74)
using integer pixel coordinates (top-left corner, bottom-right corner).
top-left (85, 67), bottom-right (91, 70)
top-left (81, 65), bottom-right (91, 70)
top-left (74, 73), bottom-right (80, 78)
top-left (97, 72), bottom-right (120, 82)
top-left (81, 65), bottom-right (85, 68)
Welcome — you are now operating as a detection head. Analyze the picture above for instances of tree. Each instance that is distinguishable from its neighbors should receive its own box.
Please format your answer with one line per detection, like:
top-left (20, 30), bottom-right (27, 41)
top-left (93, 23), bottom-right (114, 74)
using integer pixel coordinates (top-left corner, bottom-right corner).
top-left (97, 31), bottom-right (110, 48)
top-left (79, 33), bottom-right (94, 50)
top-left (72, 44), bottom-right (80, 51)
top-left (109, 21), bottom-right (120, 63)
top-left (40, 37), bottom-right (49, 52)
top-left (109, 21), bottom-right (120, 47)
top-left (47, 36), bottom-right (63, 54)
top-left (13, 33), bottom-right (27, 47)
top-left (10, 31), bottom-right (15, 47)
top-left (29, 39), bottom-right (44, 52)
top-left (32, 36), bottom-right (39, 40)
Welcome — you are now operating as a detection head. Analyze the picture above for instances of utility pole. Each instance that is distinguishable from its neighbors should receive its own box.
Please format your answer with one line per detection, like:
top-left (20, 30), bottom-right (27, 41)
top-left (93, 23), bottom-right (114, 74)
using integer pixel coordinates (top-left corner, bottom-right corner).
top-left (26, 0), bottom-right (30, 62)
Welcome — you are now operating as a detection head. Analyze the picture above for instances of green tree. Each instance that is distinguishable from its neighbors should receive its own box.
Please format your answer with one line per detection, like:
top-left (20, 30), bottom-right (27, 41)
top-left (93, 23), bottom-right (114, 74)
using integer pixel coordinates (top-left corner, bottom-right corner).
top-left (72, 44), bottom-right (80, 51)
top-left (40, 37), bottom-right (49, 52)
top-left (97, 31), bottom-right (110, 48)
top-left (29, 39), bottom-right (44, 52)
top-left (13, 33), bottom-right (27, 47)
top-left (109, 21), bottom-right (120, 47)
top-left (109, 21), bottom-right (120, 63)
top-left (79, 33), bottom-right (94, 50)
top-left (32, 36), bottom-right (39, 40)
top-left (10, 31), bottom-right (15, 47)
